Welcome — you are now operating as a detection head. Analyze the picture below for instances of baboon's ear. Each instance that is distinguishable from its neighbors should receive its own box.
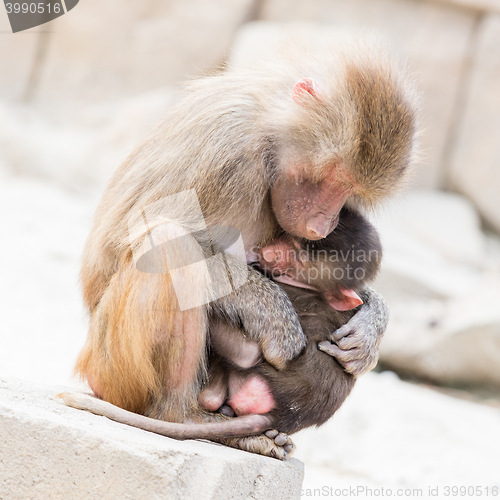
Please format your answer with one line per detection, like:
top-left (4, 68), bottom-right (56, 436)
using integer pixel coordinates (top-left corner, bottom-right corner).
top-left (292, 78), bottom-right (326, 104)
top-left (324, 288), bottom-right (363, 311)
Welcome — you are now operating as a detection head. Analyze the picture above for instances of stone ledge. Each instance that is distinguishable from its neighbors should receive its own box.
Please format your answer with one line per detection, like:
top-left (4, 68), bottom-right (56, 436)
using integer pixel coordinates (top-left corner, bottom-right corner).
top-left (0, 377), bottom-right (304, 500)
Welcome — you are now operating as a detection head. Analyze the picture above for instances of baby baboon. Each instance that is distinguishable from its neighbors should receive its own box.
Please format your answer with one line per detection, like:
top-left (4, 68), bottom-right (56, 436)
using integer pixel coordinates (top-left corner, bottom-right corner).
top-left (201, 206), bottom-right (382, 437)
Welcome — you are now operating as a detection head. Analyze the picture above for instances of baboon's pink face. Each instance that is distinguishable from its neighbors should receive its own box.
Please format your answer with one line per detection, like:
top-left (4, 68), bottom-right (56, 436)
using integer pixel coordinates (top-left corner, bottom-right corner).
top-left (271, 165), bottom-right (355, 240)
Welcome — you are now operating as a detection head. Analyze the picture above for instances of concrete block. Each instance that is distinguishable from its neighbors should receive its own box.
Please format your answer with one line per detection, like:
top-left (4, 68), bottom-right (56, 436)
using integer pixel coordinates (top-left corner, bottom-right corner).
top-left (0, 377), bottom-right (304, 500)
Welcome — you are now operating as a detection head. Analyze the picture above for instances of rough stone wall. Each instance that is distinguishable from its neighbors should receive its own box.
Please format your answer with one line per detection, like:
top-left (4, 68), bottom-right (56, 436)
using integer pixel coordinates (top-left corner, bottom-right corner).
top-left (1, 0), bottom-right (499, 227)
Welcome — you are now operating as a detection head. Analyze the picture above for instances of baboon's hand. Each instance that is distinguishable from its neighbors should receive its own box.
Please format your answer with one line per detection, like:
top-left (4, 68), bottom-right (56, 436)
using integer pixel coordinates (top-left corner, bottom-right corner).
top-left (318, 288), bottom-right (389, 377)
top-left (236, 278), bottom-right (306, 370)
top-left (213, 262), bottom-right (306, 371)
top-left (256, 290), bottom-right (306, 370)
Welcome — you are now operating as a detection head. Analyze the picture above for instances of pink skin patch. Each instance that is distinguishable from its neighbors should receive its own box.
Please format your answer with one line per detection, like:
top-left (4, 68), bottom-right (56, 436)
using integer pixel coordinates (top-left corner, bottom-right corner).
top-left (88, 377), bottom-right (102, 399)
top-left (228, 376), bottom-right (276, 416)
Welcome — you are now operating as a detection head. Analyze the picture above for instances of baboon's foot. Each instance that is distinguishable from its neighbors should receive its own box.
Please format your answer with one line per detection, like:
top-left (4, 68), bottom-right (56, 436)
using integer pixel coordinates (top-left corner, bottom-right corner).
top-left (227, 431), bottom-right (295, 460)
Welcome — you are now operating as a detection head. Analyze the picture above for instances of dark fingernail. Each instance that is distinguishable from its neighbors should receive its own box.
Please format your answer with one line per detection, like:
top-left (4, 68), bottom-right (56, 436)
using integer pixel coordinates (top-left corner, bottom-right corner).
top-left (219, 404), bottom-right (235, 417)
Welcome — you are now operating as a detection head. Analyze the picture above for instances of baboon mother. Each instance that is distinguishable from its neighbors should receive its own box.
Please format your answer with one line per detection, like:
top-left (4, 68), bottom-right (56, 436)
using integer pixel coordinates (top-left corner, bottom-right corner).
top-left (76, 39), bottom-right (418, 454)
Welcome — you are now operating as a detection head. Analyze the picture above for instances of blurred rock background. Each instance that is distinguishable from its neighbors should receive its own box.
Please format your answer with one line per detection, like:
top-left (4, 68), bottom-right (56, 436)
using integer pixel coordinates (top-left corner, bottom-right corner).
top-left (0, 0), bottom-right (499, 493)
